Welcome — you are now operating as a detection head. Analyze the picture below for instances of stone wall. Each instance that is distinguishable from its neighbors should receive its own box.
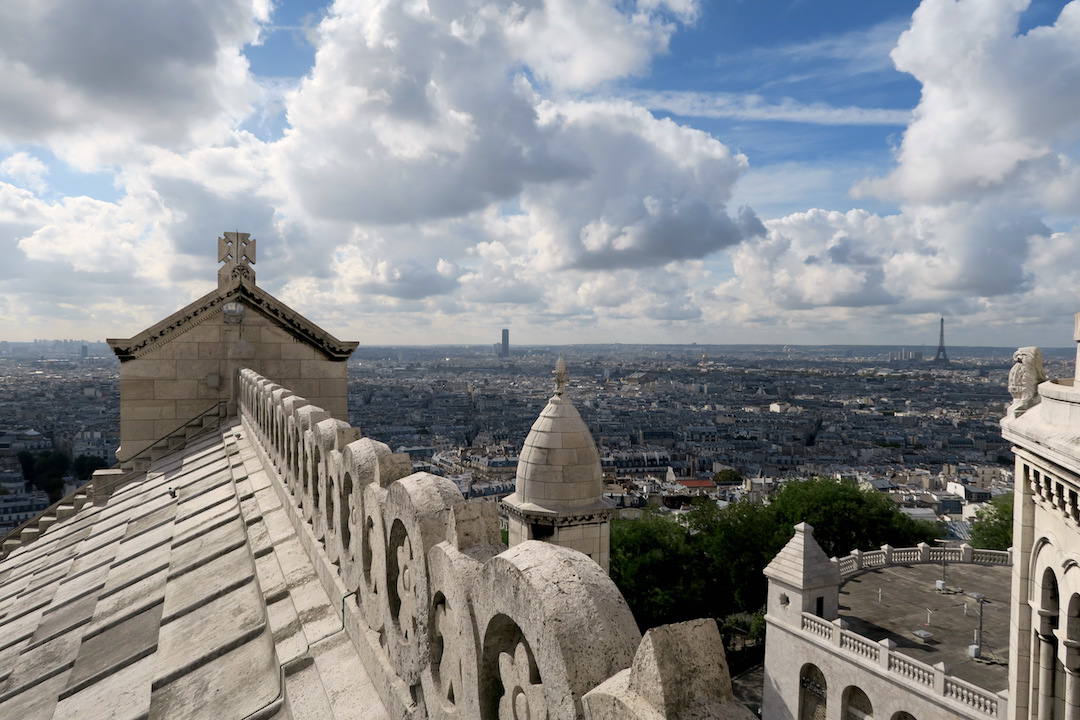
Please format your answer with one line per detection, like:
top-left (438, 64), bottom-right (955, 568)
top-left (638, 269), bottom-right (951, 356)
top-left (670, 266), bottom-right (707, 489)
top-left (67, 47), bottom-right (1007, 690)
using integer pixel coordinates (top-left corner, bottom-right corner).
top-left (238, 368), bottom-right (755, 720)
top-left (118, 309), bottom-right (347, 459)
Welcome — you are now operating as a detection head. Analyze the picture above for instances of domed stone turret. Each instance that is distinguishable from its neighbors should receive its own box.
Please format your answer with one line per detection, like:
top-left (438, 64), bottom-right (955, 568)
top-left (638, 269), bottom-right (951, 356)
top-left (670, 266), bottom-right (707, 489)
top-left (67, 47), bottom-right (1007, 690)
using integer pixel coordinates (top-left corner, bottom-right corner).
top-left (503, 357), bottom-right (615, 571)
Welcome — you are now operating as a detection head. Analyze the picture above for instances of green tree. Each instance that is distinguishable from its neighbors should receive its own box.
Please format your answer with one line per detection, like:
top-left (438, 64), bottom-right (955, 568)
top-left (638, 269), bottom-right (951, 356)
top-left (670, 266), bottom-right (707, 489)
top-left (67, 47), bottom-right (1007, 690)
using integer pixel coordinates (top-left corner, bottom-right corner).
top-left (609, 477), bottom-right (941, 632)
top-left (766, 478), bottom-right (940, 557)
top-left (685, 498), bottom-right (774, 617)
top-left (711, 468), bottom-right (744, 485)
top-left (610, 512), bottom-right (707, 630)
top-left (18, 450), bottom-right (71, 501)
top-left (16, 450), bottom-right (36, 483)
top-left (73, 454), bottom-right (108, 481)
top-left (970, 494), bottom-right (1013, 550)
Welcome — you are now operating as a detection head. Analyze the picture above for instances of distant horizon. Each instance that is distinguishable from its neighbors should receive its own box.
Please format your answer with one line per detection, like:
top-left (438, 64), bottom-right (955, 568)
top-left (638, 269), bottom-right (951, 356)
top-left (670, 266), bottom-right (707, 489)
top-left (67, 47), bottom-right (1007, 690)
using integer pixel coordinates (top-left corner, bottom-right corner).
top-left (3, 338), bottom-right (1072, 354)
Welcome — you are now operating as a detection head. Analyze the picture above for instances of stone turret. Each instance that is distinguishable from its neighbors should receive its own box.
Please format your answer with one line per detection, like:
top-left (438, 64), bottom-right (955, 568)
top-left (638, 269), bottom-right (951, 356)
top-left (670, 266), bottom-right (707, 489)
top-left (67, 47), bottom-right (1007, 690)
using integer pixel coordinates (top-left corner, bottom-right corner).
top-left (763, 522), bottom-right (840, 621)
top-left (502, 357), bottom-right (615, 570)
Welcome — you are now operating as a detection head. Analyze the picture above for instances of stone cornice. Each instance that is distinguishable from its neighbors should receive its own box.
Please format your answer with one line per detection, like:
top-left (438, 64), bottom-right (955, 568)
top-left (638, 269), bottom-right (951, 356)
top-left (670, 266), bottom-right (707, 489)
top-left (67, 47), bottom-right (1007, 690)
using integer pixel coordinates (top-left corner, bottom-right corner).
top-left (107, 279), bottom-right (358, 361)
top-left (502, 500), bottom-right (615, 526)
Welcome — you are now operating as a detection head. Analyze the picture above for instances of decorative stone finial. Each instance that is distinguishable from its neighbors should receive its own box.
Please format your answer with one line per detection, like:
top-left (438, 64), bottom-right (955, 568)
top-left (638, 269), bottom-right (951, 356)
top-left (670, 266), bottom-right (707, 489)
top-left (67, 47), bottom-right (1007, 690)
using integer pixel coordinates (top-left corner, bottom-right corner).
top-left (1008, 346), bottom-right (1047, 418)
top-left (553, 356), bottom-right (568, 396)
top-left (217, 231), bottom-right (256, 287)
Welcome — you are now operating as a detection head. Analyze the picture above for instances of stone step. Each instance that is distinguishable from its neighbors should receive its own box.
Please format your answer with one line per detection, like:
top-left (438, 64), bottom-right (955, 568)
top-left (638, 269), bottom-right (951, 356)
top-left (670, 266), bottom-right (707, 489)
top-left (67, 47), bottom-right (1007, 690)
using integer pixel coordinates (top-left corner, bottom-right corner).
top-left (282, 655), bottom-right (339, 720)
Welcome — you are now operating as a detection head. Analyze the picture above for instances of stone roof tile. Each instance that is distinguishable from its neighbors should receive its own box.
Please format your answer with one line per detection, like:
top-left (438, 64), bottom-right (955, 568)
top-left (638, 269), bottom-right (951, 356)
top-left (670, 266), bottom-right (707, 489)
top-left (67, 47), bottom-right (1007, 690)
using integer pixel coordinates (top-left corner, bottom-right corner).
top-left (0, 420), bottom-right (387, 720)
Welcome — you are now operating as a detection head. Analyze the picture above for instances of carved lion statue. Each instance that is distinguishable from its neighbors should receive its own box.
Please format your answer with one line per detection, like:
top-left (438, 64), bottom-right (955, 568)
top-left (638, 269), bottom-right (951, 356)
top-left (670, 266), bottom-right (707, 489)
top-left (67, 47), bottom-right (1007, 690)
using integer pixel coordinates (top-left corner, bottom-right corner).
top-left (1007, 346), bottom-right (1048, 417)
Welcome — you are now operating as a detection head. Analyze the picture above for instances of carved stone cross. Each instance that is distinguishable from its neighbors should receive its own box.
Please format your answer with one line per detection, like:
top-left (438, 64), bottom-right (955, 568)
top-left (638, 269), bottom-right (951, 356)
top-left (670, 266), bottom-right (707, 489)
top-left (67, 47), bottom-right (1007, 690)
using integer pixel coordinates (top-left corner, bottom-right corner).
top-left (217, 231), bottom-right (256, 286)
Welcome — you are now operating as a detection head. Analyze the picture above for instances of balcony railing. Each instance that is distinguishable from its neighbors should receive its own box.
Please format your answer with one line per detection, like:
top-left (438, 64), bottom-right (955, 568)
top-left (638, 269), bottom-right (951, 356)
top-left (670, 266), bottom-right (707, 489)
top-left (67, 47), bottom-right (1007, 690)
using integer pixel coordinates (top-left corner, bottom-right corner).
top-left (800, 612), bottom-right (1003, 718)
top-left (835, 543), bottom-right (1010, 580)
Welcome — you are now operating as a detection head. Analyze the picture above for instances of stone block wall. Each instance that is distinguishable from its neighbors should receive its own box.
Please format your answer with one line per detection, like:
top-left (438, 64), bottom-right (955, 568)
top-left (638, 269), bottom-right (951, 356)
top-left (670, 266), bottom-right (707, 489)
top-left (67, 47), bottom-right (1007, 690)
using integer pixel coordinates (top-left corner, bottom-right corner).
top-left (239, 368), bottom-right (755, 719)
top-left (117, 309), bottom-right (347, 460)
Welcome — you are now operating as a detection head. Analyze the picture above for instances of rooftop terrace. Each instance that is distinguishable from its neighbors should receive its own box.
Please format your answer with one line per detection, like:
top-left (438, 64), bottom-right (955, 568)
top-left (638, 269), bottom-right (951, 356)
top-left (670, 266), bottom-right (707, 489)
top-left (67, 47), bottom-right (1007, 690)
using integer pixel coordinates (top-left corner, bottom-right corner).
top-left (840, 562), bottom-right (1011, 692)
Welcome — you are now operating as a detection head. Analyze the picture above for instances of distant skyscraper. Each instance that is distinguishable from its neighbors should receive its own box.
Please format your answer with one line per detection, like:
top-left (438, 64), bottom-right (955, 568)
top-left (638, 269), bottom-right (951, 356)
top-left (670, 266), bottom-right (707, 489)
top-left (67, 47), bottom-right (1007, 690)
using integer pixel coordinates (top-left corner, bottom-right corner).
top-left (500, 328), bottom-right (509, 358)
top-left (80, 344), bottom-right (88, 359)
top-left (933, 317), bottom-right (949, 365)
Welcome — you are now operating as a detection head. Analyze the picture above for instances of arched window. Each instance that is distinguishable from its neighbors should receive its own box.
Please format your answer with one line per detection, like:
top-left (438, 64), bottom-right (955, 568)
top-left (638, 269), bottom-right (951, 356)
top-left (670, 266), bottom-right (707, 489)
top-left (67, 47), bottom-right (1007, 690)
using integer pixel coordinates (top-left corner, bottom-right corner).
top-left (891, 712), bottom-right (917, 720)
top-left (798, 664), bottom-right (826, 720)
top-left (842, 686), bottom-right (873, 720)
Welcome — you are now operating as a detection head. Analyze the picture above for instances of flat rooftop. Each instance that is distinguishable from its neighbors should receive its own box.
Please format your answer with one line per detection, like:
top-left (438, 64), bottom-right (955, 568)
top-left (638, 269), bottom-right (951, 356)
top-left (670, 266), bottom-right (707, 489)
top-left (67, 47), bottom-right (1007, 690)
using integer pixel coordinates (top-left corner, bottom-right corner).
top-left (840, 563), bottom-right (1011, 692)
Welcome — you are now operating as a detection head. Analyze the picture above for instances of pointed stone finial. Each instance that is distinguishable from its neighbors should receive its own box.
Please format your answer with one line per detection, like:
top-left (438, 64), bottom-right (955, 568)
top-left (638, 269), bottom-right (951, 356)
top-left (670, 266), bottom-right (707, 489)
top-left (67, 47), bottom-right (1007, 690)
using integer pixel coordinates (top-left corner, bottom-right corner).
top-left (217, 231), bottom-right (256, 287)
top-left (553, 356), bottom-right (568, 396)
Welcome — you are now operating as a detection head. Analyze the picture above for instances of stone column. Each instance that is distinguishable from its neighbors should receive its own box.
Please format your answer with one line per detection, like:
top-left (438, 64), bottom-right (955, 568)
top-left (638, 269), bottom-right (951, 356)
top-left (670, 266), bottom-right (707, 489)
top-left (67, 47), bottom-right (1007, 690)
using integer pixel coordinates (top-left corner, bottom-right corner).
top-left (1010, 458), bottom-right (1038, 720)
top-left (1065, 641), bottom-right (1080, 720)
top-left (1039, 632), bottom-right (1058, 720)
top-left (1064, 668), bottom-right (1080, 719)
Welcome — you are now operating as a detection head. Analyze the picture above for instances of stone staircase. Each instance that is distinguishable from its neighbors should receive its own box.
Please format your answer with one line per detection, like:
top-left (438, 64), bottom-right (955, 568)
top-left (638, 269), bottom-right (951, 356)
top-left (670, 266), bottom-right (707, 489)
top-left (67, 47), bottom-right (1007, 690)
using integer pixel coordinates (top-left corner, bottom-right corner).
top-left (0, 487), bottom-right (94, 559)
top-left (121, 401), bottom-right (229, 471)
top-left (0, 401), bottom-right (230, 562)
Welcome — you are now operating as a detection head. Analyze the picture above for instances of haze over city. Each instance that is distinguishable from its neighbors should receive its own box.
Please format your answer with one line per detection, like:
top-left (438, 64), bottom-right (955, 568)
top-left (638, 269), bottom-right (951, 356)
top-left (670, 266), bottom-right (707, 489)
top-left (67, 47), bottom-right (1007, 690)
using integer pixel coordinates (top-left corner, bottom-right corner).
top-left (2, 0), bottom-right (1079, 346)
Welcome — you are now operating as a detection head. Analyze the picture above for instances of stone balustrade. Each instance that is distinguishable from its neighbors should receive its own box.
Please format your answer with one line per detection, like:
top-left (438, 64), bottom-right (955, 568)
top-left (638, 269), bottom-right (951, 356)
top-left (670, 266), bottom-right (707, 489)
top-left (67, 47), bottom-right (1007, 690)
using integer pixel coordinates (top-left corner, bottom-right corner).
top-left (238, 368), bottom-right (755, 720)
top-left (800, 613), bottom-right (1004, 717)
top-left (834, 543), bottom-right (1011, 580)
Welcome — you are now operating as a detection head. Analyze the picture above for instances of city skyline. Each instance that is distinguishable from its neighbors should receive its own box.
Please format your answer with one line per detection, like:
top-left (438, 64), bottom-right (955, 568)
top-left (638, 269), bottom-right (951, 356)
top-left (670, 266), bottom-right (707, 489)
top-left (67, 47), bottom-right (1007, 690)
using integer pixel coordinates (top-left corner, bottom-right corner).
top-left (1, 0), bottom-right (1078, 347)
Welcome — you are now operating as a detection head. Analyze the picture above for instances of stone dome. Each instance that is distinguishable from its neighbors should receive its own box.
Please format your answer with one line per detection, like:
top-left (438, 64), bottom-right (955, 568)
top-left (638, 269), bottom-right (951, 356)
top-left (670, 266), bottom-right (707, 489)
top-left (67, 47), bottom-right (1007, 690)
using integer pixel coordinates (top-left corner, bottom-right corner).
top-left (513, 388), bottom-right (605, 511)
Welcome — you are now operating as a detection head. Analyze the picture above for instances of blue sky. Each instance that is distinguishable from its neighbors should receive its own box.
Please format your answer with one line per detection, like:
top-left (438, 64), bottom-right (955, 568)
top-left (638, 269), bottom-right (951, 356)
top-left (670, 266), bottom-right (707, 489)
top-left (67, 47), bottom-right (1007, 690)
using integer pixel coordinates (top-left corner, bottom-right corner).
top-left (1, 0), bottom-right (1079, 347)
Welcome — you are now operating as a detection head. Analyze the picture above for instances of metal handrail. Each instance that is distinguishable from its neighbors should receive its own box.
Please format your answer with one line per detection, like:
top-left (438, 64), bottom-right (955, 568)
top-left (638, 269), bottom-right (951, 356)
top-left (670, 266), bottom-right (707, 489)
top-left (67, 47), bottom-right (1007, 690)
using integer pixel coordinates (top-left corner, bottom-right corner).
top-left (116, 400), bottom-right (226, 465)
top-left (1, 400), bottom-right (226, 547)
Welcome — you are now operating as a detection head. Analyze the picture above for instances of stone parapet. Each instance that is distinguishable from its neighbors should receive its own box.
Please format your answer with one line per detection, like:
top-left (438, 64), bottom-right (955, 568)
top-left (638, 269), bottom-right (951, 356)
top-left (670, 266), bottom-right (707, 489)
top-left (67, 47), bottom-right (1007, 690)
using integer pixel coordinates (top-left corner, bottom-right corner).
top-left (238, 368), bottom-right (754, 720)
top-left (785, 610), bottom-right (1005, 718)
top-left (833, 543), bottom-right (1010, 580)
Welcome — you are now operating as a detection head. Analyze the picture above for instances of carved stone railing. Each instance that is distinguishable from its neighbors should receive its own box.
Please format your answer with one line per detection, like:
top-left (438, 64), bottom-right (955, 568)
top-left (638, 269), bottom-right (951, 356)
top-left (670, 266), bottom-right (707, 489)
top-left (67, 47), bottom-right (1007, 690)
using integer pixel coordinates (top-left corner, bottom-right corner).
top-left (801, 613), bottom-right (832, 640)
top-left (834, 543), bottom-right (1011, 580)
top-left (888, 652), bottom-right (934, 687)
top-left (838, 628), bottom-right (880, 662)
top-left (238, 369), bottom-right (755, 720)
top-left (800, 613), bottom-right (1004, 718)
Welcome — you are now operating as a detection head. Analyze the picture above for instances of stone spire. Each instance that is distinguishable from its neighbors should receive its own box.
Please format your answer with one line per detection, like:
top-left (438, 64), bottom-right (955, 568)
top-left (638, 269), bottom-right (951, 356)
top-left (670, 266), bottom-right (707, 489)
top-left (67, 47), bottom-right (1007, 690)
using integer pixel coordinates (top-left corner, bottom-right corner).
top-left (764, 522), bottom-right (838, 589)
top-left (503, 358), bottom-right (615, 570)
top-left (763, 522), bottom-right (840, 619)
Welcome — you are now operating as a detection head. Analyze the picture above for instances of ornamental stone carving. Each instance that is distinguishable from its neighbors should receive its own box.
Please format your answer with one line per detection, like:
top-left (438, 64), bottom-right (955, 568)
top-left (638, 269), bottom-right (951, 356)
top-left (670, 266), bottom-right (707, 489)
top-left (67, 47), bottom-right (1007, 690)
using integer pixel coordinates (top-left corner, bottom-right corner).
top-left (1008, 346), bottom-right (1048, 417)
top-left (237, 368), bottom-right (754, 720)
top-left (499, 642), bottom-right (548, 720)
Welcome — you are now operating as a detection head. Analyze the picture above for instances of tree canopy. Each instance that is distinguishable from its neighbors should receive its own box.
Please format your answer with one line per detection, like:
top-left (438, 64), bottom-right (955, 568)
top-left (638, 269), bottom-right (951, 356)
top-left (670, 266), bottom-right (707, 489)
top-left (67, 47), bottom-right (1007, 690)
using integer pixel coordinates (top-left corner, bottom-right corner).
top-left (73, 454), bottom-right (108, 481)
top-left (970, 494), bottom-right (1013, 550)
top-left (18, 449), bottom-right (71, 501)
top-left (711, 468), bottom-right (744, 485)
top-left (610, 477), bottom-right (940, 631)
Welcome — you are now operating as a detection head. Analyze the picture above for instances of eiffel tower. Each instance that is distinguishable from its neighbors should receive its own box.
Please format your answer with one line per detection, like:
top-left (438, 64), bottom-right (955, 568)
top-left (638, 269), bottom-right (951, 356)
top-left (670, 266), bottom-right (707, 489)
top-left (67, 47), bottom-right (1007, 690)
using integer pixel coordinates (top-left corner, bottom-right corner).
top-left (932, 317), bottom-right (949, 365)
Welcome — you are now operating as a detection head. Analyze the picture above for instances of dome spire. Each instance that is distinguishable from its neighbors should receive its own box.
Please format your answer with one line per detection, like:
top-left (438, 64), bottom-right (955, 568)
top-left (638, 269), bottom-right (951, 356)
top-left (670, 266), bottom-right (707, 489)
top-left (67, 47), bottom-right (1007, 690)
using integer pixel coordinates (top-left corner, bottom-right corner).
top-left (554, 356), bottom-right (568, 396)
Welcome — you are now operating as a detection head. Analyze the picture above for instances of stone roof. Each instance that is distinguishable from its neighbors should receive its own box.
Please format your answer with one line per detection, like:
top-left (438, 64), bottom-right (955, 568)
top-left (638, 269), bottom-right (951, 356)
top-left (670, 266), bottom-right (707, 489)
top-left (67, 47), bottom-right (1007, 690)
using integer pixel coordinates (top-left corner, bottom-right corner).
top-left (0, 424), bottom-right (386, 720)
top-left (763, 522), bottom-right (840, 590)
top-left (508, 390), bottom-right (608, 512)
top-left (106, 279), bottom-right (357, 362)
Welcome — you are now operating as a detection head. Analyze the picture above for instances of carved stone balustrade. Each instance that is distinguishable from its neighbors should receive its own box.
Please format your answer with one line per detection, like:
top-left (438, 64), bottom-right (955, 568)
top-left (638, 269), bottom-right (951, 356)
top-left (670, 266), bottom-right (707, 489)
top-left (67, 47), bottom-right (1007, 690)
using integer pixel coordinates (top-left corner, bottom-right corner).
top-left (238, 369), bottom-right (750, 719)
